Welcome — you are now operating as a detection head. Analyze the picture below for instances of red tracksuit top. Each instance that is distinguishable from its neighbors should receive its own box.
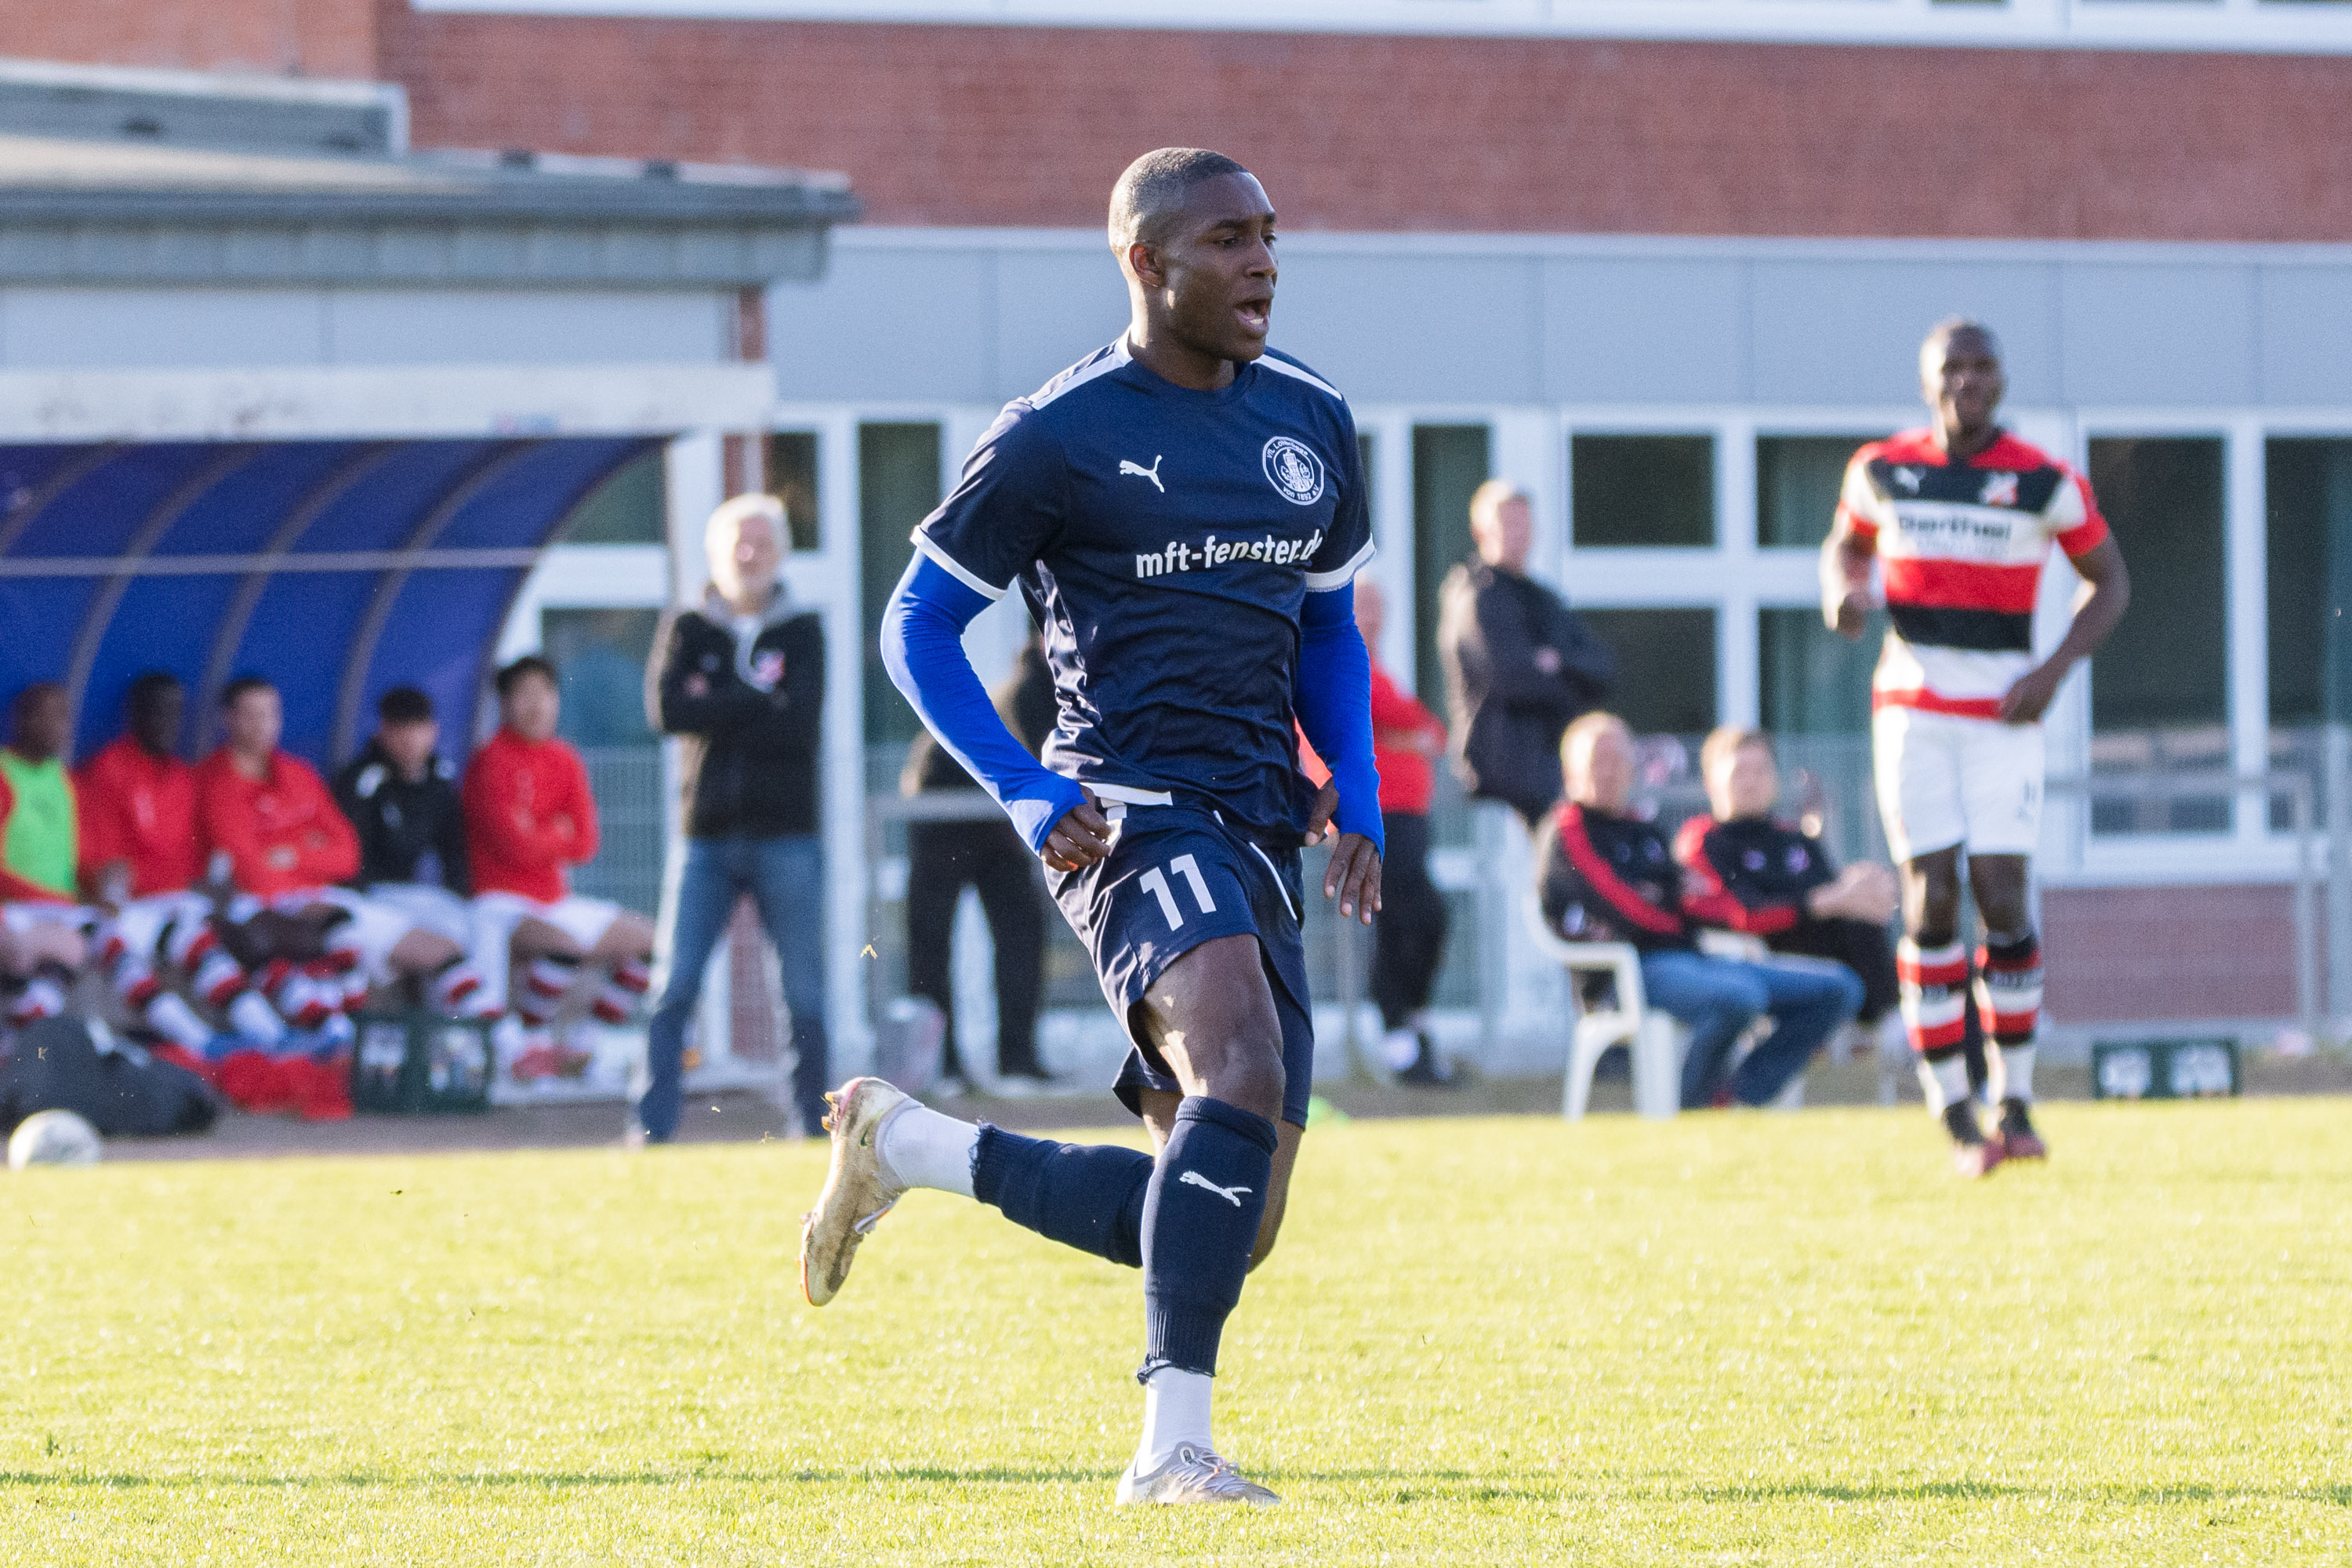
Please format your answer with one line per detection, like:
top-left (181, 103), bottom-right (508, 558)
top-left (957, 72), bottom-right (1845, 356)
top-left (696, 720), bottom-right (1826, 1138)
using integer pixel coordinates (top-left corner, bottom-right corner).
top-left (75, 735), bottom-right (204, 898)
top-left (194, 747), bottom-right (360, 898)
top-left (462, 728), bottom-right (598, 903)
top-left (1295, 659), bottom-right (1446, 817)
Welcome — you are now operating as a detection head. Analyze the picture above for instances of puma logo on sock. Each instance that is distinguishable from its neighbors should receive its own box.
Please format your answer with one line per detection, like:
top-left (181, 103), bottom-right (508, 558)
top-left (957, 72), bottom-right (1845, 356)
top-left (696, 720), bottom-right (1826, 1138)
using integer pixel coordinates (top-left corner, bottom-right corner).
top-left (1178, 1170), bottom-right (1251, 1207)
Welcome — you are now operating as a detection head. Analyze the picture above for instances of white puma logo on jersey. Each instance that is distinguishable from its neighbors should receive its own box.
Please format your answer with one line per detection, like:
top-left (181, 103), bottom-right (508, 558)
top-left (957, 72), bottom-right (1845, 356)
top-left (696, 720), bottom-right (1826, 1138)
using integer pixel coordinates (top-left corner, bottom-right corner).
top-left (1178, 1170), bottom-right (1251, 1206)
top-left (1120, 455), bottom-right (1165, 492)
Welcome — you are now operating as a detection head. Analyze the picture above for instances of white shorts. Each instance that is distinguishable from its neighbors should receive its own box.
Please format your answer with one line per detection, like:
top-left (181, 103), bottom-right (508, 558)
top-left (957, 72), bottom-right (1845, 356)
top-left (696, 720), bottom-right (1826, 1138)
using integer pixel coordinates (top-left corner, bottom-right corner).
top-left (469, 891), bottom-right (626, 1011)
top-left (1872, 706), bottom-right (2044, 864)
top-left (269, 887), bottom-right (437, 985)
top-left (472, 892), bottom-right (622, 952)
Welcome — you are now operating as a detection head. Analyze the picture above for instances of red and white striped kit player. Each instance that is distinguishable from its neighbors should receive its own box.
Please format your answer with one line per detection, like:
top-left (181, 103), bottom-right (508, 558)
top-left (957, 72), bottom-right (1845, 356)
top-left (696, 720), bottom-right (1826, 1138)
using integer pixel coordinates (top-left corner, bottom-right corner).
top-left (1828, 320), bottom-right (2129, 1176)
top-left (1839, 428), bottom-right (2103, 1083)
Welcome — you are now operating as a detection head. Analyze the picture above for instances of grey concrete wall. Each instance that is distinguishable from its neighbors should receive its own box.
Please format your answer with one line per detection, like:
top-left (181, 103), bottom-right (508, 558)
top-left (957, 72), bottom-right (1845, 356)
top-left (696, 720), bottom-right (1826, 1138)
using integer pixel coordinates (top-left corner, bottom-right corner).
top-left (771, 231), bottom-right (2352, 411)
top-left (0, 285), bottom-right (732, 368)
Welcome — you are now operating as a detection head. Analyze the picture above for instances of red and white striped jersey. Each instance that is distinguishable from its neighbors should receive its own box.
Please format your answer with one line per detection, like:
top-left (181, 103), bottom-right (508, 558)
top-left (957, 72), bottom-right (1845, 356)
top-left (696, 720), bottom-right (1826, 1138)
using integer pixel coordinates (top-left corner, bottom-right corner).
top-left (1836, 428), bottom-right (2109, 720)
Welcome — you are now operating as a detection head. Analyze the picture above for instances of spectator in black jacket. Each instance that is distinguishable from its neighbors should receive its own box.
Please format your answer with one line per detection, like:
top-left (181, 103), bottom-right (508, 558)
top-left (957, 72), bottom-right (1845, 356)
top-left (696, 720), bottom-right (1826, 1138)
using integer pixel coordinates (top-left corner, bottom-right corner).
top-left (1673, 726), bottom-right (1900, 1042)
top-left (641, 493), bottom-right (829, 1141)
top-left (1436, 481), bottom-right (1617, 828)
top-left (900, 629), bottom-right (1058, 1087)
top-left (1535, 713), bottom-right (1860, 1108)
top-left (334, 686), bottom-right (468, 894)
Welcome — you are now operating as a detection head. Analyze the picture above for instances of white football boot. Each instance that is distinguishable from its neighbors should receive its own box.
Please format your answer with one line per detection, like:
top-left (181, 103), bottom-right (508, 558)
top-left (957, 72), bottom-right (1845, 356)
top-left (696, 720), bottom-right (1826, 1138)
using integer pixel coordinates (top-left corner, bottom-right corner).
top-left (799, 1076), bottom-right (911, 1306)
top-left (1115, 1445), bottom-right (1281, 1508)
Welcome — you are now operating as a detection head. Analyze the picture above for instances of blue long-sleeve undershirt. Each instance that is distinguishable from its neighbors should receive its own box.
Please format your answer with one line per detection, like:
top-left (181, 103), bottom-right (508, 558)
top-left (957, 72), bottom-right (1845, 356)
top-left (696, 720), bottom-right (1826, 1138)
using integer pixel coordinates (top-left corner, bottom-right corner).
top-left (880, 556), bottom-right (1084, 854)
top-left (1296, 586), bottom-right (1385, 858)
top-left (881, 554), bottom-right (1384, 859)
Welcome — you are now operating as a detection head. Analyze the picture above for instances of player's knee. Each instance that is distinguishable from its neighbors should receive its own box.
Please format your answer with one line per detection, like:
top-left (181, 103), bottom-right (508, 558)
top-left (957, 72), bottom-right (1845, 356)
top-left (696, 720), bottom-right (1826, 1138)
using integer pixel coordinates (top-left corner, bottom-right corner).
top-left (1212, 1048), bottom-right (1285, 1123)
top-left (1247, 1207), bottom-right (1285, 1272)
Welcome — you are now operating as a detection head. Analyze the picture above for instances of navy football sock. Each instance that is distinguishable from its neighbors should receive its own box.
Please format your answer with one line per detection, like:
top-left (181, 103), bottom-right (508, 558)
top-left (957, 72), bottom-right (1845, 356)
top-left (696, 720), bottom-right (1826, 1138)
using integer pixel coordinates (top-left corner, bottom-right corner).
top-left (1139, 1095), bottom-right (1277, 1381)
top-left (972, 1125), bottom-right (1154, 1268)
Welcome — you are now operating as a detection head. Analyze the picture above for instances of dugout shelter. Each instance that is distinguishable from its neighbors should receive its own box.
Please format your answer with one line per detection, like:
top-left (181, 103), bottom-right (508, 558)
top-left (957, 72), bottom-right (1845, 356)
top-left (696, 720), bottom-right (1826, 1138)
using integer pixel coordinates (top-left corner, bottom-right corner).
top-left (0, 60), bottom-right (859, 1076)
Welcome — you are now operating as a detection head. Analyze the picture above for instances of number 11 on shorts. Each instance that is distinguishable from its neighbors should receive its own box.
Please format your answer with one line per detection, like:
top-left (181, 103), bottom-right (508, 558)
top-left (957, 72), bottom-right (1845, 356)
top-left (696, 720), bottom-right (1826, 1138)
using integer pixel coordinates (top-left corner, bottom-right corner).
top-left (1138, 854), bottom-right (1218, 929)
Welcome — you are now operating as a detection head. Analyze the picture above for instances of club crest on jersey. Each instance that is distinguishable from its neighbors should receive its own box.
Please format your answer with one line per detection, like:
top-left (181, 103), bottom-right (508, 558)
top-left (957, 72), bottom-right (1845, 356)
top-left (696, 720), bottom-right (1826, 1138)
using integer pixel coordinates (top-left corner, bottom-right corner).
top-left (1893, 466), bottom-right (1924, 494)
top-left (1261, 437), bottom-right (1326, 506)
top-left (1979, 471), bottom-right (2019, 506)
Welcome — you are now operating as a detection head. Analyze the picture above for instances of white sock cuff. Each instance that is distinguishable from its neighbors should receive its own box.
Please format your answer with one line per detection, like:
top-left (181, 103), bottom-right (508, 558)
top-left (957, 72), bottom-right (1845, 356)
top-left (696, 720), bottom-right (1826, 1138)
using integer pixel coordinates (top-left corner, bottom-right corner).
top-left (875, 1102), bottom-right (978, 1199)
top-left (1927, 1053), bottom-right (1972, 1112)
top-left (1998, 1043), bottom-right (2037, 1102)
top-left (1137, 1366), bottom-right (1215, 1474)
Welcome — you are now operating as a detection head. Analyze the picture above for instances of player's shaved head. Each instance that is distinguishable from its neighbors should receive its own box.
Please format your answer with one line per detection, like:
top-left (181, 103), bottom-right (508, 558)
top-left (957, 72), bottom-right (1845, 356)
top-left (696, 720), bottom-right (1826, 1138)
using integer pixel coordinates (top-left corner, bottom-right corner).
top-left (1108, 147), bottom-right (1253, 251)
top-left (1921, 318), bottom-right (2001, 379)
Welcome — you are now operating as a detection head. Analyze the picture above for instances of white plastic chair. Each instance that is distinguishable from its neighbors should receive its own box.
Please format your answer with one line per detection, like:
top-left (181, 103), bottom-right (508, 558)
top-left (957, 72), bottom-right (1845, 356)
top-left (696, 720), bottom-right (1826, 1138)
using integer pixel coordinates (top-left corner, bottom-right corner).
top-left (1523, 890), bottom-right (1682, 1120)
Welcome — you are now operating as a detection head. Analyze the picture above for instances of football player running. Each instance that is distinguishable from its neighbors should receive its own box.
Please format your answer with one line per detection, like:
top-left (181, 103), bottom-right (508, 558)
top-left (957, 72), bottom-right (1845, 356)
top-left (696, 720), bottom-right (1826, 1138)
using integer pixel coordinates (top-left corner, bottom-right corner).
top-left (800, 148), bottom-right (1384, 1507)
top-left (1823, 320), bottom-right (2128, 1176)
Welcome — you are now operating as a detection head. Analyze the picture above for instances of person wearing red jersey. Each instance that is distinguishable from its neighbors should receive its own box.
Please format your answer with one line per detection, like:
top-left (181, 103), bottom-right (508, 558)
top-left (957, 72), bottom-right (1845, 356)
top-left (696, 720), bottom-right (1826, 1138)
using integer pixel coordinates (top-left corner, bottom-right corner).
top-left (1311, 579), bottom-right (1455, 1084)
top-left (1823, 319), bottom-right (2129, 1176)
top-left (198, 677), bottom-right (480, 1040)
top-left (464, 655), bottom-right (655, 1074)
top-left (75, 671), bottom-right (204, 903)
top-left (196, 678), bottom-right (361, 898)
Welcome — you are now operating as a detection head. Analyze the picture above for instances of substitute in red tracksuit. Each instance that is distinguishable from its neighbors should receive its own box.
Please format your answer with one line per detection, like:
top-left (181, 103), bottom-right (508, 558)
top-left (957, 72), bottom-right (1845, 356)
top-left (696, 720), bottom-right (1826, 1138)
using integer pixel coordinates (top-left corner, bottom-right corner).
top-left (76, 672), bottom-right (204, 901)
top-left (194, 683), bottom-right (359, 898)
top-left (463, 655), bottom-right (653, 1043)
top-left (1534, 712), bottom-right (1860, 1109)
top-left (1367, 621), bottom-right (1455, 1082)
top-left (1674, 726), bottom-right (1900, 1033)
top-left (1305, 580), bottom-right (1454, 1083)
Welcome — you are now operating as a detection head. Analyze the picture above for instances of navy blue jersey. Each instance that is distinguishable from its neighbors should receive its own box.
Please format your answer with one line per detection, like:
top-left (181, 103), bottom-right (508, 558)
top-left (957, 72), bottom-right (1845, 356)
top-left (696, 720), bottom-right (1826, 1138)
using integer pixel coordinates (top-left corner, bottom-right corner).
top-left (913, 339), bottom-right (1373, 839)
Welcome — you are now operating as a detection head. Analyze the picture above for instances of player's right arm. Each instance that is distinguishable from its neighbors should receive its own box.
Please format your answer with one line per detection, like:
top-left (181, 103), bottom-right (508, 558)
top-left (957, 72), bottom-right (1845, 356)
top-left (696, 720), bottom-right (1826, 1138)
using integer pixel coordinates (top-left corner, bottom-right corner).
top-left (1820, 448), bottom-right (1883, 641)
top-left (880, 406), bottom-right (1106, 871)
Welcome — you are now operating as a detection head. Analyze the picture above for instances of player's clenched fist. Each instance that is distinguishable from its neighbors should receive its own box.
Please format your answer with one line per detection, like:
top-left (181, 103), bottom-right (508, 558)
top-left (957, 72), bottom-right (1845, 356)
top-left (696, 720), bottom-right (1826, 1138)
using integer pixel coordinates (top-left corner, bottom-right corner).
top-left (1040, 791), bottom-right (1115, 873)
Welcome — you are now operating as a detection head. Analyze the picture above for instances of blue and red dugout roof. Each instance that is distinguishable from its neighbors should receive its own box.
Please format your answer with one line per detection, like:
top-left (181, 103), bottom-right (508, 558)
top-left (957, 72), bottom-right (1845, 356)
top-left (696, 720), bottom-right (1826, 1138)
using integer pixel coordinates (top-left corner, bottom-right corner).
top-left (0, 436), bottom-right (656, 768)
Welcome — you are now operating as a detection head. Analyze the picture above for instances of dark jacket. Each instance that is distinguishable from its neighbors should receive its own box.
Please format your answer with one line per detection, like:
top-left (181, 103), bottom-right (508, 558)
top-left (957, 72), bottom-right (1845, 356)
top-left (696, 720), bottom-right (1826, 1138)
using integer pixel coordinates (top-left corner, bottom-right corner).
top-left (1436, 558), bottom-right (1616, 820)
top-left (1534, 801), bottom-right (1693, 956)
top-left (901, 640), bottom-right (1059, 796)
top-left (332, 740), bottom-right (468, 892)
top-left (1672, 814), bottom-right (1838, 936)
top-left (648, 586), bottom-right (826, 839)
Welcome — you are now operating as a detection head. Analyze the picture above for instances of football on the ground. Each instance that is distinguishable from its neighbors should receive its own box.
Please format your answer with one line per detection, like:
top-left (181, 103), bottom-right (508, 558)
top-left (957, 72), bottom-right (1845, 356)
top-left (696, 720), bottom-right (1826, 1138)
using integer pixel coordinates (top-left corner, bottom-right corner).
top-left (9, 1109), bottom-right (103, 1170)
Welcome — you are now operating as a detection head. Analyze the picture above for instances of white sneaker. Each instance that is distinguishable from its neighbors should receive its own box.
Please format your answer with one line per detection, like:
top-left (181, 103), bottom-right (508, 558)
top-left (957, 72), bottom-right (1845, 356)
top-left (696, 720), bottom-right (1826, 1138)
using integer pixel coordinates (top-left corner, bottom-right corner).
top-left (1115, 1444), bottom-right (1280, 1507)
top-left (798, 1076), bottom-right (911, 1306)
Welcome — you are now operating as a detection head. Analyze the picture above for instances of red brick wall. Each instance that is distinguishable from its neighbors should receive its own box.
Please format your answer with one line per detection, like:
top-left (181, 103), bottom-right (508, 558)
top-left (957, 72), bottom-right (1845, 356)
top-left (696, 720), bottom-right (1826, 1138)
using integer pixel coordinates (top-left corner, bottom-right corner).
top-left (16, 2), bottom-right (2352, 241)
top-left (2045, 884), bottom-right (2312, 1025)
top-left (0, 0), bottom-right (377, 79)
top-left (374, 9), bottom-right (2352, 241)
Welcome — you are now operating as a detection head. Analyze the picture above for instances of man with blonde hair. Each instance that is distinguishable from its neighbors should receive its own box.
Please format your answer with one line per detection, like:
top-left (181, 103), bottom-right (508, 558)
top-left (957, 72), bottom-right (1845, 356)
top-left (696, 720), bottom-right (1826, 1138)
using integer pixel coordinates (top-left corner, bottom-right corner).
top-left (1675, 725), bottom-right (1900, 1047)
top-left (642, 491), bottom-right (828, 1141)
top-left (1536, 712), bottom-right (1860, 1108)
top-left (1437, 478), bottom-right (1614, 826)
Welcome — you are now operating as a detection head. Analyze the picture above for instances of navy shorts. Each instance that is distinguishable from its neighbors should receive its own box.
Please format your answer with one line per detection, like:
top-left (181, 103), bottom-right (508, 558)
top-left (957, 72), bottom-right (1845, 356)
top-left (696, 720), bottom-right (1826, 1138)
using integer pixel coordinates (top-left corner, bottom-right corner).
top-left (1049, 803), bottom-right (1316, 1129)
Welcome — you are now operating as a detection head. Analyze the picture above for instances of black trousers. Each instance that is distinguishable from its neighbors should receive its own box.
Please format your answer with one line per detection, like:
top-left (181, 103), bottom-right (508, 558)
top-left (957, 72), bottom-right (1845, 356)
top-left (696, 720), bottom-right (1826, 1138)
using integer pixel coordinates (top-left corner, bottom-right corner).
top-left (1767, 915), bottom-right (1899, 1026)
top-left (1369, 811), bottom-right (1450, 1032)
top-left (905, 816), bottom-right (1048, 1077)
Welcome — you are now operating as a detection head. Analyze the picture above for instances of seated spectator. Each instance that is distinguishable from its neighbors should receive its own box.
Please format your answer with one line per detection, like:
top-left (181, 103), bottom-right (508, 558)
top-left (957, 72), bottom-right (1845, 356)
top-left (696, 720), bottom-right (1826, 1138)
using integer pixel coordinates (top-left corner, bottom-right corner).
top-left (74, 670), bottom-right (203, 904)
top-left (196, 677), bottom-right (360, 898)
top-left (1535, 712), bottom-right (1862, 1109)
top-left (2, 684), bottom-right (78, 905)
top-left (197, 677), bottom-right (481, 1031)
top-left (2, 682), bottom-right (87, 1025)
top-left (73, 675), bottom-right (285, 1052)
top-left (465, 655), bottom-right (655, 1078)
top-left (335, 685), bottom-right (468, 895)
top-left (1675, 727), bottom-right (1900, 1051)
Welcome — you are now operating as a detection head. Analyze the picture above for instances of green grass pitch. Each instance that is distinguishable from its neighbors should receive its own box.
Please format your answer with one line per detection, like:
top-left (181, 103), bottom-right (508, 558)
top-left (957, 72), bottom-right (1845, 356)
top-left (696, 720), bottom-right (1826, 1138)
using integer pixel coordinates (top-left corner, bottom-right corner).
top-left (5, 1099), bottom-right (2350, 1565)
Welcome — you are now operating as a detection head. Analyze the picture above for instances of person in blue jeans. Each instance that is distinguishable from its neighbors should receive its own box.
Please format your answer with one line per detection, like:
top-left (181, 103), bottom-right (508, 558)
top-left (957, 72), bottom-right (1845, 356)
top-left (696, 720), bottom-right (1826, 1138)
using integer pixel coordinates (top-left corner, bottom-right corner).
top-left (641, 494), bottom-right (829, 1140)
top-left (1534, 712), bottom-right (1862, 1109)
